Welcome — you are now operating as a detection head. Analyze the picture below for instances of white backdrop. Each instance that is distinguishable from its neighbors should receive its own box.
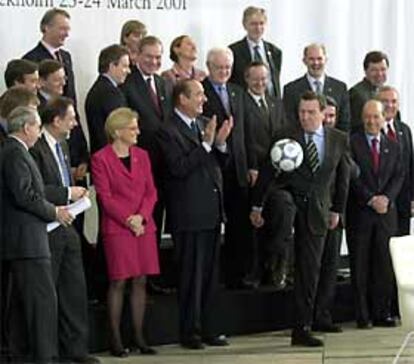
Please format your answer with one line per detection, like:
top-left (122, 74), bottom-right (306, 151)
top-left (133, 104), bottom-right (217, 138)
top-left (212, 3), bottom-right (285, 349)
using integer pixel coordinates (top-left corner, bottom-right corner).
top-left (0, 0), bottom-right (413, 133)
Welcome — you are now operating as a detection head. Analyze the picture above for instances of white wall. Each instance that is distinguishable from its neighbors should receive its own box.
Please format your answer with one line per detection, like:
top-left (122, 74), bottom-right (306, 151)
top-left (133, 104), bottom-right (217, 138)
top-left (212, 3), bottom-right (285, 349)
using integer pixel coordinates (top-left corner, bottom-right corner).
top-left (0, 0), bottom-right (412, 129)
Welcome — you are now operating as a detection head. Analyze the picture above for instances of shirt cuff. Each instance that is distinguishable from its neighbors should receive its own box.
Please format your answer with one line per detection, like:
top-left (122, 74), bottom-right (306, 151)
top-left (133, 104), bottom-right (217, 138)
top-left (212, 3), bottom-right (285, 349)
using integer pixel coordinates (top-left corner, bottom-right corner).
top-left (215, 143), bottom-right (227, 153)
top-left (202, 141), bottom-right (212, 153)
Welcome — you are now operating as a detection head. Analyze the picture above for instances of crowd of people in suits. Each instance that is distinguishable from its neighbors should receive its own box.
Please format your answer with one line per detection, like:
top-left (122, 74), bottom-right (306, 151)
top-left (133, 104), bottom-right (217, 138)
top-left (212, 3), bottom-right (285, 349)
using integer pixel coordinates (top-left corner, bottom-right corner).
top-left (0, 4), bottom-right (413, 363)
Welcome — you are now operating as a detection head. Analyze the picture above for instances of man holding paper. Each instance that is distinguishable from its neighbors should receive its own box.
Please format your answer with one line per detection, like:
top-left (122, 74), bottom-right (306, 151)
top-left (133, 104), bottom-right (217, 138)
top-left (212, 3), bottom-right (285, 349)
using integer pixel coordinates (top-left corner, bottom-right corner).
top-left (30, 96), bottom-right (99, 364)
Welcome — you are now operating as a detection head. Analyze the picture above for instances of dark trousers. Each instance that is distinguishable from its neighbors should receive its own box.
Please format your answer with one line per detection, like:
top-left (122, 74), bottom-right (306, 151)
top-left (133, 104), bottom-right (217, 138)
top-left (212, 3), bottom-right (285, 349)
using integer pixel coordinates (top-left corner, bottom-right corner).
top-left (347, 213), bottom-right (396, 323)
top-left (294, 210), bottom-right (326, 328)
top-left (9, 258), bottom-right (58, 363)
top-left (222, 170), bottom-right (252, 286)
top-left (49, 227), bottom-right (89, 359)
top-left (251, 188), bottom-right (296, 281)
top-left (314, 227), bottom-right (342, 325)
top-left (174, 228), bottom-right (220, 340)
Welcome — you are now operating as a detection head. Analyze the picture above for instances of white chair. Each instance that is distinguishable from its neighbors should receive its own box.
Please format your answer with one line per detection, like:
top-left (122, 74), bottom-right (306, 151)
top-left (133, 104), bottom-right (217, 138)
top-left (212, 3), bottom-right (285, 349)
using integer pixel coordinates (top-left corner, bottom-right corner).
top-left (389, 235), bottom-right (414, 332)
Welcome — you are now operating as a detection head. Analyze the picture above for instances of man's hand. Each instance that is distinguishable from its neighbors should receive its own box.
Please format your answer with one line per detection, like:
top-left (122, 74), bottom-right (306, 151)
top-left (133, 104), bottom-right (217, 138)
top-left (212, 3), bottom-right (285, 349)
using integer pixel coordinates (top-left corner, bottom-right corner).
top-left (203, 115), bottom-right (217, 146)
top-left (250, 210), bottom-right (264, 228)
top-left (370, 195), bottom-right (389, 214)
top-left (247, 169), bottom-right (259, 187)
top-left (328, 211), bottom-right (340, 230)
top-left (56, 206), bottom-right (75, 227)
top-left (215, 115), bottom-right (233, 146)
top-left (70, 186), bottom-right (88, 201)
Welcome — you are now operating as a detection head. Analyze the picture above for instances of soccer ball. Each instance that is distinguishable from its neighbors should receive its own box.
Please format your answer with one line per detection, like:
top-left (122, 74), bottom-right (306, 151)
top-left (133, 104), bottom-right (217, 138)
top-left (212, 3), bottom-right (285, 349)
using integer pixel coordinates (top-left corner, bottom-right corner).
top-left (270, 138), bottom-right (304, 172)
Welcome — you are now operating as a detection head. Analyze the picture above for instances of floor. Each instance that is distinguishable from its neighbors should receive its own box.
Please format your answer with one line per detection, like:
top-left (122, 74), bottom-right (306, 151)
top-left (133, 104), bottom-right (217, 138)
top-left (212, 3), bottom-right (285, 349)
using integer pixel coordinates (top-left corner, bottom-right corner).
top-left (96, 324), bottom-right (414, 363)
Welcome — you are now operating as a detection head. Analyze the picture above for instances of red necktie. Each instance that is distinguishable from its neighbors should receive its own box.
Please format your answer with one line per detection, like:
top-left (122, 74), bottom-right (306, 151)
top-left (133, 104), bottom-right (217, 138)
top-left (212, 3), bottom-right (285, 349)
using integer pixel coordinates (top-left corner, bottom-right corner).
top-left (146, 77), bottom-right (162, 116)
top-left (387, 123), bottom-right (397, 142)
top-left (371, 138), bottom-right (380, 174)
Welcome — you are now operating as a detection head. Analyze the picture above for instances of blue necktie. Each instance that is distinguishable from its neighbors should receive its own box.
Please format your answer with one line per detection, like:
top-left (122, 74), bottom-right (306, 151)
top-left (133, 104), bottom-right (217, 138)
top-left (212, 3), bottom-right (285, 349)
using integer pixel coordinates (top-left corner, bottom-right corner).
top-left (217, 85), bottom-right (230, 115)
top-left (56, 142), bottom-right (71, 187)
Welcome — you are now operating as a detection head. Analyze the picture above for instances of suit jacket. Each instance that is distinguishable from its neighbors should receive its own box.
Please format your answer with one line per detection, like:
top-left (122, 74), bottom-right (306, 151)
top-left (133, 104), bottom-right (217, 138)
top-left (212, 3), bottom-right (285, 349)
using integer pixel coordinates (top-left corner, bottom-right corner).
top-left (229, 37), bottom-right (282, 98)
top-left (157, 113), bottom-right (226, 232)
top-left (283, 75), bottom-right (350, 132)
top-left (348, 78), bottom-right (378, 132)
top-left (253, 126), bottom-right (350, 235)
top-left (202, 78), bottom-right (251, 187)
top-left (30, 135), bottom-right (80, 243)
top-left (347, 132), bottom-right (404, 232)
top-left (91, 145), bottom-right (157, 236)
top-left (85, 75), bottom-right (127, 154)
top-left (245, 93), bottom-right (286, 169)
top-left (394, 120), bottom-right (414, 217)
top-left (121, 66), bottom-right (171, 179)
top-left (23, 42), bottom-right (88, 166)
top-left (1, 137), bottom-right (56, 259)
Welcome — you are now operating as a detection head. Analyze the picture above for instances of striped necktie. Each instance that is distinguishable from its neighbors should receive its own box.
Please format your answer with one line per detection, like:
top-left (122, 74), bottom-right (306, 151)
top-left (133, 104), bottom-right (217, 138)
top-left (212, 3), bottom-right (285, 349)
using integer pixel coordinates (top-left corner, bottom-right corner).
top-left (253, 45), bottom-right (262, 62)
top-left (306, 133), bottom-right (320, 174)
top-left (56, 142), bottom-right (71, 187)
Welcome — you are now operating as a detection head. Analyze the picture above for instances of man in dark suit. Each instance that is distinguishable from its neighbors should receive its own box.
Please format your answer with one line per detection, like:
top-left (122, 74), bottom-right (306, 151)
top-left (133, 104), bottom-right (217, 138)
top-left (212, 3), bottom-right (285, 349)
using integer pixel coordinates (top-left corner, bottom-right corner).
top-left (4, 59), bottom-right (39, 94)
top-left (346, 99), bottom-right (404, 328)
top-left (1, 106), bottom-right (73, 364)
top-left (244, 61), bottom-right (293, 289)
top-left (85, 44), bottom-right (130, 154)
top-left (30, 97), bottom-right (99, 364)
top-left (283, 43), bottom-right (350, 132)
top-left (202, 47), bottom-right (254, 289)
top-left (23, 8), bottom-right (88, 177)
top-left (229, 6), bottom-right (282, 98)
top-left (121, 35), bottom-right (172, 293)
top-left (157, 79), bottom-right (232, 349)
top-left (377, 86), bottom-right (414, 236)
top-left (349, 51), bottom-right (390, 132)
top-left (252, 91), bottom-right (350, 346)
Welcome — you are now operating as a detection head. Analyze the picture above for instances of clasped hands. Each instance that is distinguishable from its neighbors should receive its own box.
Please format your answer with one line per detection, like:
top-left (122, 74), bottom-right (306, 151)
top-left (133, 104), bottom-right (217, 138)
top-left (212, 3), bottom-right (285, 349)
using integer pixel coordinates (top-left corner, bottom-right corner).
top-left (369, 195), bottom-right (389, 214)
top-left (127, 214), bottom-right (145, 236)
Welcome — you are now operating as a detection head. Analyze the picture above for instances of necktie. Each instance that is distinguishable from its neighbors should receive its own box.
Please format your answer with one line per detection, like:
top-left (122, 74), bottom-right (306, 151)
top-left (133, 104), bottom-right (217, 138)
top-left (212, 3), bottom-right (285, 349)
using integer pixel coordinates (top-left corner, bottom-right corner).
top-left (306, 133), bottom-right (320, 174)
top-left (258, 97), bottom-right (269, 118)
top-left (314, 80), bottom-right (322, 94)
top-left (387, 123), bottom-right (397, 142)
top-left (253, 45), bottom-right (262, 62)
top-left (54, 50), bottom-right (62, 63)
top-left (217, 85), bottom-right (230, 115)
top-left (56, 142), bottom-right (71, 187)
top-left (371, 138), bottom-right (380, 174)
top-left (146, 77), bottom-right (162, 116)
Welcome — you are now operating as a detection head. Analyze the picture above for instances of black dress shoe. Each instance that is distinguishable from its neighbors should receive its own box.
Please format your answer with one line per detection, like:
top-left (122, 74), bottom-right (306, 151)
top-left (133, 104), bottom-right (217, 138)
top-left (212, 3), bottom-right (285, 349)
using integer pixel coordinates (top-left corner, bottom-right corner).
top-left (130, 345), bottom-right (157, 355)
top-left (110, 347), bottom-right (129, 358)
top-left (312, 322), bottom-right (343, 333)
top-left (69, 355), bottom-right (101, 363)
top-left (180, 337), bottom-right (205, 350)
top-left (373, 317), bottom-right (398, 327)
top-left (203, 335), bottom-right (229, 346)
top-left (147, 281), bottom-right (175, 295)
top-left (291, 328), bottom-right (323, 347)
top-left (357, 320), bottom-right (373, 329)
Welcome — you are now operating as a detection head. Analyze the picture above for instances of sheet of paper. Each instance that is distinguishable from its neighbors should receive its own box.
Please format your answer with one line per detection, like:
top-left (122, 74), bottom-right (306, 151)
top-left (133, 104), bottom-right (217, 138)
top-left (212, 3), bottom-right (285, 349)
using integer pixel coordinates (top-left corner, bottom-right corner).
top-left (47, 196), bottom-right (92, 233)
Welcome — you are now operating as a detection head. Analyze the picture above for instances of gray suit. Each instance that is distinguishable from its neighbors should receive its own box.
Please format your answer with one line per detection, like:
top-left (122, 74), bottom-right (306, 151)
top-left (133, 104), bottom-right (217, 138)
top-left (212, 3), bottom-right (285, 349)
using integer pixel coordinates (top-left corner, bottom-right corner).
top-left (1, 137), bottom-right (58, 363)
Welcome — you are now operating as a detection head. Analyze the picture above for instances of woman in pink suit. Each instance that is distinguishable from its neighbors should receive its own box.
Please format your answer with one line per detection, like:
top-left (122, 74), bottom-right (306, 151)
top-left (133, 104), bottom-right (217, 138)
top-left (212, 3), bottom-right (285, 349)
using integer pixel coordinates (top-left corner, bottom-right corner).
top-left (91, 107), bottom-right (159, 357)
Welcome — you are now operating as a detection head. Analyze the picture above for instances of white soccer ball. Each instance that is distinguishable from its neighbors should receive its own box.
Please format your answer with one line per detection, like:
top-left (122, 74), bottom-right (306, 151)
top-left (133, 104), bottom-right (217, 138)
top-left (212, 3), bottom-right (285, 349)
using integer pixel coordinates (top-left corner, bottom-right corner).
top-left (270, 138), bottom-right (304, 172)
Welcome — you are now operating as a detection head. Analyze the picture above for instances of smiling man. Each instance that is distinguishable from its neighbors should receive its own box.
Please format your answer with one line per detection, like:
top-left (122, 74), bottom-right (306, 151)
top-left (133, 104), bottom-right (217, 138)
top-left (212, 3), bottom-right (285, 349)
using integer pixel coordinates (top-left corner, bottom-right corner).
top-left (283, 43), bottom-right (350, 132)
top-left (346, 99), bottom-right (404, 329)
top-left (229, 6), bottom-right (282, 98)
top-left (157, 79), bottom-right (232, 349)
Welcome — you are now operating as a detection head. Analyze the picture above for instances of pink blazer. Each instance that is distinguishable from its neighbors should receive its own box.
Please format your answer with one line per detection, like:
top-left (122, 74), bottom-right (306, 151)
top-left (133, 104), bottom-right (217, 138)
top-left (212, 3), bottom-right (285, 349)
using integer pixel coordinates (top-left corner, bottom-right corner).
top-left (91, 145), bottom-right (157, 236)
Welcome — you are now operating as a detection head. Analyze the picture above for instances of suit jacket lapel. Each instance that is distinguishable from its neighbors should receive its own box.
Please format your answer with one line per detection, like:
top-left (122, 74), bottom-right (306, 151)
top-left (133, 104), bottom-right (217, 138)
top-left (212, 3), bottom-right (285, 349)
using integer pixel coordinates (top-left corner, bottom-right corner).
top-left (242, 38), bottom-right (253, 62)
top-left (175, 113), bottom-right (200, 145)
top-left (39, 135), bottom-right (62, 183)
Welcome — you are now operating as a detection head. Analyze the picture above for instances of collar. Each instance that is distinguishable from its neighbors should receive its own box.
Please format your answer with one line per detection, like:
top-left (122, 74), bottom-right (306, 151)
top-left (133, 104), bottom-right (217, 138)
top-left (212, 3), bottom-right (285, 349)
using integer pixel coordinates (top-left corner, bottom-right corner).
top-left (102, 73), bottom-right (118, 87)
top-left (248, 90), bottom-right (265, 105)
top-left (41, 40), bottom-right (62, 57)
top-left (43, 128), bottom-right (59, 148)
top-left (175, 108), bottom-right (196, 128)
top-left (137, 65), bottom-right (155, 81)
top-left (209, 79), bottom-right (227, 91)
top-left (306, 73), bottom-right (326, 88)
top-left (39, 89), bottom-right (52, 101)
top-left (365, 132), bottom-right (381, 144)
top-left (246, 37), bottom-right (264, 49)
top-left (9, 135), bottom-right (29, 150)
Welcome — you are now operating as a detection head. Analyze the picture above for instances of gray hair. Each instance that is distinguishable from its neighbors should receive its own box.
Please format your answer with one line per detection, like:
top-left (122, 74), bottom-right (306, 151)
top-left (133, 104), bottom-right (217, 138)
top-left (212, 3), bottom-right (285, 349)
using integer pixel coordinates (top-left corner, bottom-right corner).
top-left (206, 47), bottom-right (234, 66)
top-left (8, 106), bottom-right (40, 134)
